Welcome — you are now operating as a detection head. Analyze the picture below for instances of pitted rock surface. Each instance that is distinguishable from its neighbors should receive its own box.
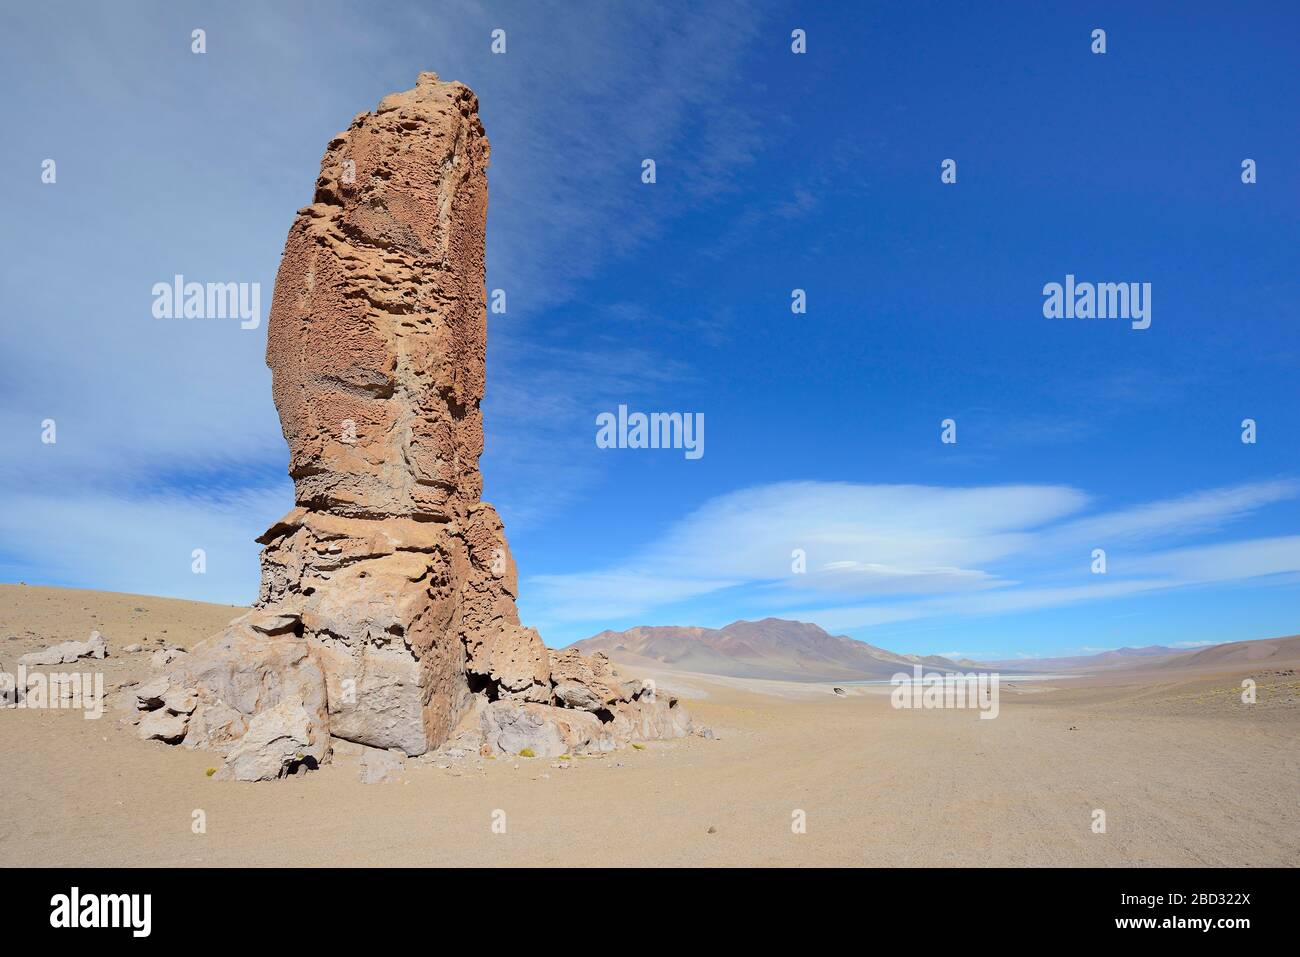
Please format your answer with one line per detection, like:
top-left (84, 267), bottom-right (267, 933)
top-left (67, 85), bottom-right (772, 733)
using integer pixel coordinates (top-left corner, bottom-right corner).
top-left (139, 74), bottom-right (689, 780)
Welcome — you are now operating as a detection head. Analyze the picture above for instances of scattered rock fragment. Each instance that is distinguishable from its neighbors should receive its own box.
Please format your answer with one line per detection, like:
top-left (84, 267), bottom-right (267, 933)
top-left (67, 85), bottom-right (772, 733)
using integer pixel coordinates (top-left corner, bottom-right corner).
top-left (162, 687), bottom-right (198, 715)
top-left (138, 709), bottom-right (188, 743)
top-left (134, 677), bottom-right (170, 710)
top-left (151, 647), bottom-right (186, 670)
top-left (216, 698), bottom-right (326, 782)
top-left (19, 632), bottom-right (107, 667)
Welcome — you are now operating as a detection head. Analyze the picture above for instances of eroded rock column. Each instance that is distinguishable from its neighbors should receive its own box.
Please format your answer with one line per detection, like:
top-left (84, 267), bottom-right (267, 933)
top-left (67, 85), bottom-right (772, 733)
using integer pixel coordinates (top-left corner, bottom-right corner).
top-left (254, 73), bottom-right (551, 755)
top-left (139, 74), bottom-right (691, 780)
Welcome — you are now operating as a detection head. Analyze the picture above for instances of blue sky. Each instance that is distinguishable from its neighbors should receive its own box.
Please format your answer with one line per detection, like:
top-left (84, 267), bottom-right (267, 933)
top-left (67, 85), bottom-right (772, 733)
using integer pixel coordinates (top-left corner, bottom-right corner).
top-left (1, 1), bottom-right (1296, 659)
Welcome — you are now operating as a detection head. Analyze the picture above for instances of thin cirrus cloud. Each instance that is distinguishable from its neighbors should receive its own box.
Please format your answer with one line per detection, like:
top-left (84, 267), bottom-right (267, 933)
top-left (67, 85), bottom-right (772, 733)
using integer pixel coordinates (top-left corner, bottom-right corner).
top-left (526, 481), bottom-right (1087, 623)
top-left (1042, 480), bottom-right (1300, 550)
top-left (777, 580), bottom-right (1177, 637)
top-left (523, 479), bottom-right (1300, 638)
top-left (1121, 535), bottom-right (1300, 582)
top-left (0, 1), bottom-right (773, 597)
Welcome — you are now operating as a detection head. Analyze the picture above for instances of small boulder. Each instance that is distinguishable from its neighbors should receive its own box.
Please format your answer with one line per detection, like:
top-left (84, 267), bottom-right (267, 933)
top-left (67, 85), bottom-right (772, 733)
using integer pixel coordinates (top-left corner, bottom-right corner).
top-left (151, 647), bottom-right (187, 670)
top-left (162, 687), bottom-right (198, 715)
top-left (481, 700), bottom-right (617, 758)
top-left (138, 709), bottom-right (189, 743)
top-left (19, 632), bottom-right (107, 667)
top-left (134, 676), bottom-right (170, 710)
top-left (553, 681), bottom-right (605, 712)
top-left (216, 697), bottom-right (326, 782)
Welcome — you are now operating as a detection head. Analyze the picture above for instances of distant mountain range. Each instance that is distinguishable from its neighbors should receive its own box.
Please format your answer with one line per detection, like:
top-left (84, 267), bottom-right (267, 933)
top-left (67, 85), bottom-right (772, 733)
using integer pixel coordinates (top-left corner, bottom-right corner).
top-left (980, 635), bottom-right (1300, 672)
top-left (571, 618), bottom-right (974, 681)
top-left (569, 618), bottom-right (1300, 682)
top-left (977, 645), bottom-right (1195, 672)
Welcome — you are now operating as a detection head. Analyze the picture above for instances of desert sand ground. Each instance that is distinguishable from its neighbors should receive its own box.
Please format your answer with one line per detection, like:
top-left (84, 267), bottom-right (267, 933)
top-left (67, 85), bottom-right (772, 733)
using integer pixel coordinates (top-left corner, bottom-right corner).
top-left (2, 583), bottom-right (1297, 867)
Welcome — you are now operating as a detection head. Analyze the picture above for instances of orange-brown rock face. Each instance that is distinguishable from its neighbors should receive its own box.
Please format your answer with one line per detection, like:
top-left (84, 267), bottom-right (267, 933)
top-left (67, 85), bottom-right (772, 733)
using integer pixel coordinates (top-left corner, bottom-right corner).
top-left (146, 74), bottom-right (690, 779)
top-left (267, 72), bottom-right (489, 519)
top-left (254, 73), bottom-right (552, 755)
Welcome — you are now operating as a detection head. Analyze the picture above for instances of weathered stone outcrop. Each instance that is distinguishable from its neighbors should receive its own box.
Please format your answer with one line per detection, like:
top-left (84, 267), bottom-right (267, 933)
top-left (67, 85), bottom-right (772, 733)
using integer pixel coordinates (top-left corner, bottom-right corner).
top-left (134, 73), bottom-right (689, 779)
top-left (19, 631), bottom-right (106, 667)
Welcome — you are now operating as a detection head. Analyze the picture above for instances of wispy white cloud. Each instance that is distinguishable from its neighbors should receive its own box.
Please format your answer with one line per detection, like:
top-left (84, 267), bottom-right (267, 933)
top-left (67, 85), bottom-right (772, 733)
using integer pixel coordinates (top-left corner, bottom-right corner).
top-left (472, 0), bottom-right (768, 319)
top-left (0, 0), bottom-right (776, 591)
top-left (1045, 481), bottom-right (1300, 550)
top-left (523, 479), bottom-right (1300, 635)
top-left (526, 481), bottom-right (1088, 628)
top-left (1124, 535), bottom-right (1300, 582)
top-left (644, 481), bottom-right (1086, 581)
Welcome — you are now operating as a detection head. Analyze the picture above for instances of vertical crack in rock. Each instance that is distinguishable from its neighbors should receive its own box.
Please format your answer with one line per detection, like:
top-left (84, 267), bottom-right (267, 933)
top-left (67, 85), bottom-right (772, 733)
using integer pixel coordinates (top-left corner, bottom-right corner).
top-left (138, 74), bottom-right (691, 779)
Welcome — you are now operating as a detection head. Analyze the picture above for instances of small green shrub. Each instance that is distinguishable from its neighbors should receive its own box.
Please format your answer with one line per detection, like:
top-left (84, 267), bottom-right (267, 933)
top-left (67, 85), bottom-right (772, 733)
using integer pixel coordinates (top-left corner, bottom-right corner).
top-left (518, 747), bottom-right (536, 758)
top-left (205, 767), bottom-right (216, 777)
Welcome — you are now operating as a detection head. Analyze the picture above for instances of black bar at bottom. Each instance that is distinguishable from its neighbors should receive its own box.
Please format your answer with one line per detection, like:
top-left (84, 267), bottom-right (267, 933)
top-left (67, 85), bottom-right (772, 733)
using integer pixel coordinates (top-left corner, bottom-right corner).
top-left (0, 866), bottom-right (1285, 942)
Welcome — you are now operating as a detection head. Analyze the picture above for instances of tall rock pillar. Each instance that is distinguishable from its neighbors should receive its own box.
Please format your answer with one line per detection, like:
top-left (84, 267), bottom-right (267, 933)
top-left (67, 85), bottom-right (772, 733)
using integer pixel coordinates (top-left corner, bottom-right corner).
top-left (144, 74), bottom-right (691, 780)
top-left (254, 72), bottom-right (552, 755)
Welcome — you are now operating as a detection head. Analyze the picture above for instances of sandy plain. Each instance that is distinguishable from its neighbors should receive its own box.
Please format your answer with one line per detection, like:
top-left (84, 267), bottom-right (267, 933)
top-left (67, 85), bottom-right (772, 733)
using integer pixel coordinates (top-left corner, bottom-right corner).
top-left (2, 583), bottom-right (1296, 867)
